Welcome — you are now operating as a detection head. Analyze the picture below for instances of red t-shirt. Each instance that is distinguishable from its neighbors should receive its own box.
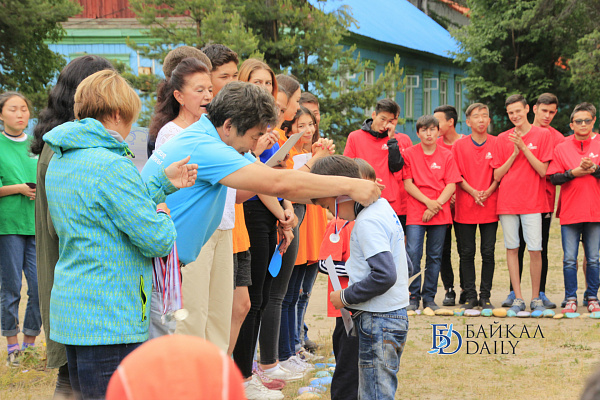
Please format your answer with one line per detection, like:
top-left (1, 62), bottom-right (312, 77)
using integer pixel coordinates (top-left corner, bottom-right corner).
top-left (543, 126), bottom-right (566, 213)
top-left (319, 219), bottom-right (354, 318)
top-left (402, 144), bottom-right (462, 226)
top-left (344, 130), bottom-right (413, 215)
top-left (452, 135), bottom-right (499, 224)
top-left (490, 125), bottom-right (553, 214)
top-left (547, 136), bottom-right (600, 224)
top-left (437, 134), bottom-right (464, 151)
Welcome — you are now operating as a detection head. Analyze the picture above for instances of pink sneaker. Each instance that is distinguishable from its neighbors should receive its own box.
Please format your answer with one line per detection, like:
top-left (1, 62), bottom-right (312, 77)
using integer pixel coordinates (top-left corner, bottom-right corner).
top-left (587, 299), bottom-right (600, 313)
top-left (253, 362), bottom-right (286, 390)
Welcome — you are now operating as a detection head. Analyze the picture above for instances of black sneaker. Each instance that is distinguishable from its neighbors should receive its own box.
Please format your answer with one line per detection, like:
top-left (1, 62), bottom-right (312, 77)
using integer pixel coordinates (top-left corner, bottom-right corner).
top-left (442, 288), bottom-right (456, 306)
top-left (423, 300), bottom-right (440, 311)
top-left (458, 290), bottom-right (467, 305)
top-left (461, 298), bottom-right (479, 310)
top-left (479, 298), bottom-right (494, 309)
top-left (407, 299), bottom-right (420, 311)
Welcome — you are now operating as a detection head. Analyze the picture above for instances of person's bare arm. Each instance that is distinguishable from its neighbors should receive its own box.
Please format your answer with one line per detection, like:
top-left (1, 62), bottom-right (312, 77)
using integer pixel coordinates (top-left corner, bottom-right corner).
top-left (458, 179), bottom-right (484, 206)
top-left (257, 194), bottom-right (286, 220)
top-left (0, 184), bottom-right (35, 200)
top-left (510, 132), bottom-right (548, 177)
top-left (219, 162), bottom-right (381, 206)
top-left (493, 145), bottom-right (519, 182)
top-left (436, 183), bottom-right (456, 206)
top-left (403, 179), bottom-right (442, 213)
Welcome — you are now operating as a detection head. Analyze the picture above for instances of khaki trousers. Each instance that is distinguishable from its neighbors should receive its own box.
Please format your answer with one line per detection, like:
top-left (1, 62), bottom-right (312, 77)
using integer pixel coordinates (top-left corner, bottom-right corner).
top-left (176, 229), bottom-right (233, 352)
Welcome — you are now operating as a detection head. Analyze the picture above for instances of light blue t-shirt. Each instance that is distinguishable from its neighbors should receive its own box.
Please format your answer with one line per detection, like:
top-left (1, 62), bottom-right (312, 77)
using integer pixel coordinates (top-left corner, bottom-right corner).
top-left (141, 115), bottom-right (255, 264)
top-left (346, 198), bottom-right (410, 312)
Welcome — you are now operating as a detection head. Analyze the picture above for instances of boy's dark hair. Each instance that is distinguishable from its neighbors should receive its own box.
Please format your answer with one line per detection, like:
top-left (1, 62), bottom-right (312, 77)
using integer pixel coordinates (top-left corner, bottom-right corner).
top-left (299, 92), bottom-right (319, 106)
top-left (200, 44), bottom-right (239, 71)
top-left (433, 105), bottom-right (458, 127)
top-left (163, 46), bottom-right (212, 78)
top-left (465, 103), bottom-right (489, 119)
top-left (206, 81), bottom-right (277, 136)
top-left (375, 98), bottom-right (400, 117)
top-left (310, 155), bottom-right (361, 179)
top-left (505, 94), bottom-right (527, 108)
top-left (354, 158), bottom-right (377, 181)
top-left (536, 93), bottom-right (558, 106)
top-left (570, 102), bottom-right (597, 122)
top-left (416, 115), bottom-right (439, 131)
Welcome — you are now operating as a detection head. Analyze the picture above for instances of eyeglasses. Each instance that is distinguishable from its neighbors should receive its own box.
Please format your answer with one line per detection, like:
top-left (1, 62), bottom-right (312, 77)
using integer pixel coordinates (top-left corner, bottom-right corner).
top-left (574, 119), bottom-right (594, 126)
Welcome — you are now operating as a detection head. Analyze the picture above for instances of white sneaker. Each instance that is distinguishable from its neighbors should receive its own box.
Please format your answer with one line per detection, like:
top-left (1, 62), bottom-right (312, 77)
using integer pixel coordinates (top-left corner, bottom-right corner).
top-left (280, 357), bottom-right (307, 375)
top-left (262, 363), bottom-right (304, 381)
top-left (245, 375), bottom-right (284, 400)
top-left (291, 355), bottom-right (315, 372)
top-left (297, 348), bottom-right (324, 361)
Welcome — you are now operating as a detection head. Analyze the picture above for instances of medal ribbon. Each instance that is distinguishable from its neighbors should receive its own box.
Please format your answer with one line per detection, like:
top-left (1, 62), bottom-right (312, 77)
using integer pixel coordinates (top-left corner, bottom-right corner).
top-left (152, 242), bottom-right (183, 315)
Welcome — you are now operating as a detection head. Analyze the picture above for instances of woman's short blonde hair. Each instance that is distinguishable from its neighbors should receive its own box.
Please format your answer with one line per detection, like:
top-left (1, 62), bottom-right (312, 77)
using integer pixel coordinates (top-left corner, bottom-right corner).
top-left (74, 70), bottom-right (141, 124)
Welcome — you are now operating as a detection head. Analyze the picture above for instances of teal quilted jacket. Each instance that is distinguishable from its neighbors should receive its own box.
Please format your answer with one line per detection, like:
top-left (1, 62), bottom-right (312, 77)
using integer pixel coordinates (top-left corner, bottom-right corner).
top-left (44, 118), bottom-right (177, 346)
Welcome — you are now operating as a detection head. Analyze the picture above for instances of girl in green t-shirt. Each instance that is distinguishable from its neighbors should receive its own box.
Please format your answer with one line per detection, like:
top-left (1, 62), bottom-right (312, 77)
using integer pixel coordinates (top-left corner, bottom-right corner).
top-left (0, 92), bottom-right (40, 367)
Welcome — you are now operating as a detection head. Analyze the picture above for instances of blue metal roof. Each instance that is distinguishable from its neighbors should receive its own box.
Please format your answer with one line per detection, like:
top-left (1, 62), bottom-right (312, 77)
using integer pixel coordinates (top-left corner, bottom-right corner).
top-left (308, 0), bottom-right (460, 59)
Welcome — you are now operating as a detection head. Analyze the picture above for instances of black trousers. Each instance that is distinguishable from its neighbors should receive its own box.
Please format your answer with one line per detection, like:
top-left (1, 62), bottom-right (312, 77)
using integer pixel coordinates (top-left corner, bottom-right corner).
top-left (455, 222), bottom-right (498, 300)
top-left (512, 212), bottom-right (552, 292)
top-left (330, 317), bottom-right (359, 400)
top-left (233, 200), bottom-right (278, 378)
top-left (440, 222), bottom-right (463, 290)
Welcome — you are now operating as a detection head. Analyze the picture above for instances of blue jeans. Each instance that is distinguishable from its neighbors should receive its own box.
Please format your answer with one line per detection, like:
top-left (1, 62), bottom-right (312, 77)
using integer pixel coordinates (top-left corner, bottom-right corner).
top-left (66, 342), bottom-right (141, 399)
top-left (295, 262), bottom-right (319, 350)
top-left (561, 223), bottom-right (600, 300)
top-left (279, 264), bottom-right (304, 361)
top-left (356, 309), bottom-right (408, 400)
top-left (406, 224), bottom-right (447, 302)
top-left (0, 235), bottom-right (41, 337)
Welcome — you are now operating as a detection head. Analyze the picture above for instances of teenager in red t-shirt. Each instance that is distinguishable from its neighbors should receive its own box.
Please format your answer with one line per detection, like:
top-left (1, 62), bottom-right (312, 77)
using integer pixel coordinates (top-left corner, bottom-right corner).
top-left (452, 103), bottom-right (498, 310)
top-left (491, 94), bottom-right (553, 317)
top-left (403, 115), bottom-right (462, 311)
top-left (344, 99), bottom-right (412, 230)
top-left (548, 103), bottom-right (600, 314)
top-left (434, 105), bottom-right (465, 306)
top-left (507, 93), bottom-right (565, 310)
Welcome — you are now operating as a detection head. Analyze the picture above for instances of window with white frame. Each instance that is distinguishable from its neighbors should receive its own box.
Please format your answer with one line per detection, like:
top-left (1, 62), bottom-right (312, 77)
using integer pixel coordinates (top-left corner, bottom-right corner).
top-left (405, 75), bottom-right (419, 119)
top-left (440, 79), bottom-right (448, 105)
top-left (423, 77), bottom-right (438, 115)
top-left (340, 71), bottom-right (357, 94)
top-left (455, 79), bottom-right (463, 118)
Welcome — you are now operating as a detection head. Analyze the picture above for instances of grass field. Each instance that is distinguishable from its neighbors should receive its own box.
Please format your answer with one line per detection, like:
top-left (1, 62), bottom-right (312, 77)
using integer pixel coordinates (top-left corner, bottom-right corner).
top-left (2, 220), bottom-right (600, 399)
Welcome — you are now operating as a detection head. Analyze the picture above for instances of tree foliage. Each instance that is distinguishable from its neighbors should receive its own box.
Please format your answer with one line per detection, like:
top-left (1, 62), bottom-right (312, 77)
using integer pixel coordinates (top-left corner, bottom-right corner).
top-left (571, 29), bottom-right (600, 102)
top-left (127, 0), bottom-right (405, 142)
top-left (452, 0), bottom-right (600, 134)
top-left (0, 0), bottom-right (81, 112)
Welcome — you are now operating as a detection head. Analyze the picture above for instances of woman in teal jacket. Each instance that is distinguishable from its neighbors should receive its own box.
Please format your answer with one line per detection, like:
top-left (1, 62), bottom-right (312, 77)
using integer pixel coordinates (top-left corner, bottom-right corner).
top-left (44, 69), bottom-right (197, 399)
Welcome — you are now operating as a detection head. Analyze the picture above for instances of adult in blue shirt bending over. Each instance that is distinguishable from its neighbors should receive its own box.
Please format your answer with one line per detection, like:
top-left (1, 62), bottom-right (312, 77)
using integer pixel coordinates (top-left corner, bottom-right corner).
top-left (141, 81), bottom-right (382, 266)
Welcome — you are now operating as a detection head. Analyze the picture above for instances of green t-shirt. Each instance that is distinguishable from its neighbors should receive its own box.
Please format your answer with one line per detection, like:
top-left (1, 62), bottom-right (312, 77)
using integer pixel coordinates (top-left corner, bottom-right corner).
top-left (0, 134), bottom-right (38, 235)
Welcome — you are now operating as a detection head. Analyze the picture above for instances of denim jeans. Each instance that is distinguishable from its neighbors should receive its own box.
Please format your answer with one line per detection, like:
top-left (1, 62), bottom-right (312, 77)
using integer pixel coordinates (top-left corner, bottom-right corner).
top-left (278, 264), bottom-right (304, 361)
top-left (356, 309), bottom-right (408, 400)
top-left (406, 224), bottom-right (447, 302)
top-left (66, 342), bottom-right (141, 400)
top-left (0, 235), bottom-right (41, 337)
top-left (295, 262), bottom-right (319, 350)
top-left (454, 222), bottom-right (498, 300)
top-left (561, 223), bottom-right (600, 300)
